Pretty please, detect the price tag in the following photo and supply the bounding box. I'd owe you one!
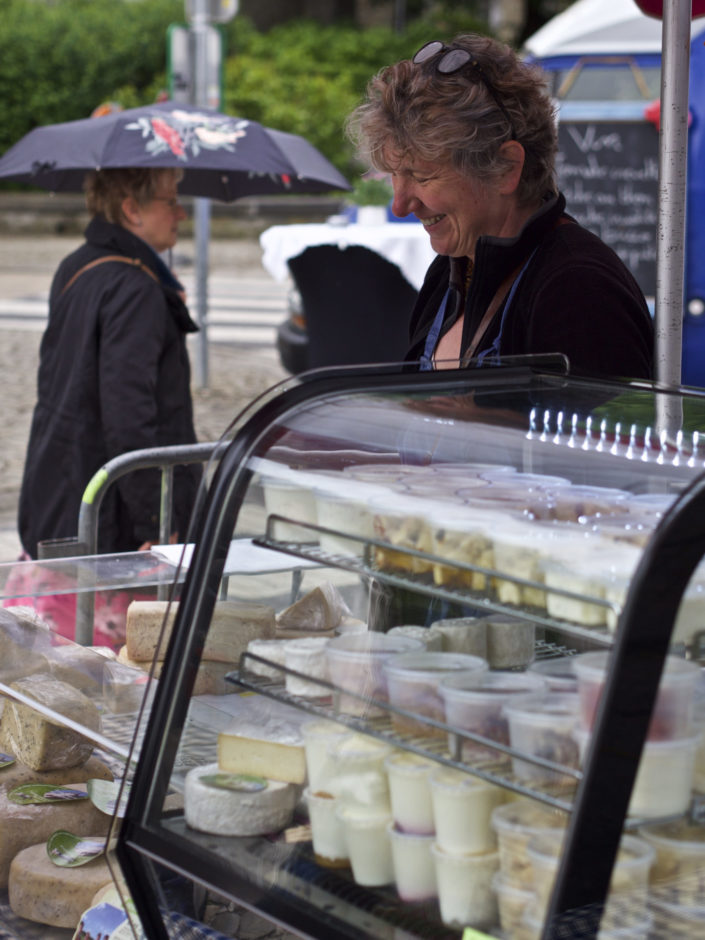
[0,753,15,769]
[9,784,87,805]
[462,930,494,940]
[47,830,106,868]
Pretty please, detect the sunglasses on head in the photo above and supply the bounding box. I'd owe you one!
[413,40,516,140]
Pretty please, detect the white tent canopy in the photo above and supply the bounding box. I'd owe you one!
[524,0,704,58]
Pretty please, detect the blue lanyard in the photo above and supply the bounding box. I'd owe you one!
[475,247,538,365]
[419,287,452,371]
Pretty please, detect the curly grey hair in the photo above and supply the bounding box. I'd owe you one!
[346,33,558,207]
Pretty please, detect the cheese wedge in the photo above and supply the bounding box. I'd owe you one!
[218,728,306,785]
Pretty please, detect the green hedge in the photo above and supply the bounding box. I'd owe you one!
[0,0,488,180]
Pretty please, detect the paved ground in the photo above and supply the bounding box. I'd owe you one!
[0,233,291,562]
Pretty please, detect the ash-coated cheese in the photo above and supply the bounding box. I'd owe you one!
[0,783,111,889]
[218,727,306,785]
[116,647,237,695]
[1,674,101,771]
[9,841,112,928]
[184,762,299,836]
[125,599,275,663]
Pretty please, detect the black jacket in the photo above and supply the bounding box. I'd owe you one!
[407,193,654,381]
[19,216,201,558]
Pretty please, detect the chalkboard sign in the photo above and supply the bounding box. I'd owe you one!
[556,120,659,298]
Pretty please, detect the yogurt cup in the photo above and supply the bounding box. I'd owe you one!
[383,651,488,736]
[336,804,394,886]
[639,818,705,906]
[429,766,504,855]
[284,636,330,697]
[490,798,568,888]
[301,719,349,792]
[387,824,437,902]
[572,651,701,741]
[439,670,548,762]
[305,788,349,868]
[527,831,653,928]
[384,750,435,835]
[325,632,423,717]
[262,478,318,542]
[503,692,581,785]
[431,844,499,930]
[313,479,381,558]
[326,732,392,810]
[528,656,579,692]
[428,616,488,658]
[575,727,698,819]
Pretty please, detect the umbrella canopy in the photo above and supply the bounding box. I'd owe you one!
[0,100,350,200]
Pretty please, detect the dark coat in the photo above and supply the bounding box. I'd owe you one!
[407,193,654,381]
[19,216,201,558]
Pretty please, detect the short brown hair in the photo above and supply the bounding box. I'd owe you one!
[346,33,558,206]
[83,167,183,224]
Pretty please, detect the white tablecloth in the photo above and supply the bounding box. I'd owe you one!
[259,222,437,291]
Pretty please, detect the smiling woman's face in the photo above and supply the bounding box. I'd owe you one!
[389,156,502,259]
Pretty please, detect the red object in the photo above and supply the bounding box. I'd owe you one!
[632,0,705,19]
[644,98,694,131]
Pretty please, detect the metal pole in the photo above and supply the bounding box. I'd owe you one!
[654,0,691,389]
[192,0,210,389]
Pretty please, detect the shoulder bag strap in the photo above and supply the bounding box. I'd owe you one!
[59,254,159,297]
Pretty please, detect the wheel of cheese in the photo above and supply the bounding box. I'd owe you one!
[9,840,112,928]
[184,763,299,836]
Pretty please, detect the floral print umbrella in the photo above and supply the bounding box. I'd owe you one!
[0,100,350,200]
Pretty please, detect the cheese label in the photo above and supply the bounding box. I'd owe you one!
[0,752,15,769]
[47,830,106,868]
[8,784,88,805]
[87,778,130,817]
[200,772,268,793]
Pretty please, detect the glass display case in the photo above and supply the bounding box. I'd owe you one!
[113,359,705,940]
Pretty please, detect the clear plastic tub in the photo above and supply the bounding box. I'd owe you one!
[503,692,581,785]
[439,670,548,762]
[325,632,423,717]
[491,870,534,936]
[527,831,654,928]
[283,636,330,697]
[387,824,437,902]
[429,766,504,855]
[384,750,435,835]
[431,844,499,930]
[490,798,568,888]
[575,727,699,819]
[383,650,487,736]
[639,818,705,906]
[528,656,579,692]
[572,651,701,741]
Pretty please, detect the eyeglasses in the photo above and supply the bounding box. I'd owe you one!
[412,40,516,140]
[152,196,183,211]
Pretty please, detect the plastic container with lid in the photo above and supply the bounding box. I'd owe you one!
[528,656,579,692]
[491,870,535,937]
[383,650,487,736]
[387,824,437,902]
[429,766,504,855]
[325,732,392,810]
[429,504,499,592]
[283,636,330,698]
[572,650,701,741]
[527,831,653,928]
[261,477,318,542]
[384,750,435,835]
[325,632,423,717]
[638,818,705,906]
[369,492,437,576]
[313,477,383,558]
[490,798,568,888]
[503,692,581,785]
[335,804,394,886]
[575,727,699,819]
[305,788,349,869]
[301,719,349,792]
[431,843,499,930]
[439,669,548,762]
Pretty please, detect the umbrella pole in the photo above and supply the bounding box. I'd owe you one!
[654,0,691,392]
[194,196,210,389]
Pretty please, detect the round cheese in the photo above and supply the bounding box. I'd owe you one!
[184,763,299,836]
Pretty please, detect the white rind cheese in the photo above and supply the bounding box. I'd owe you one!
[184,762,299,836]
[125,600,275,663]
[9,841,112,928]
[1,674,101,771]
[0,784,111,889]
